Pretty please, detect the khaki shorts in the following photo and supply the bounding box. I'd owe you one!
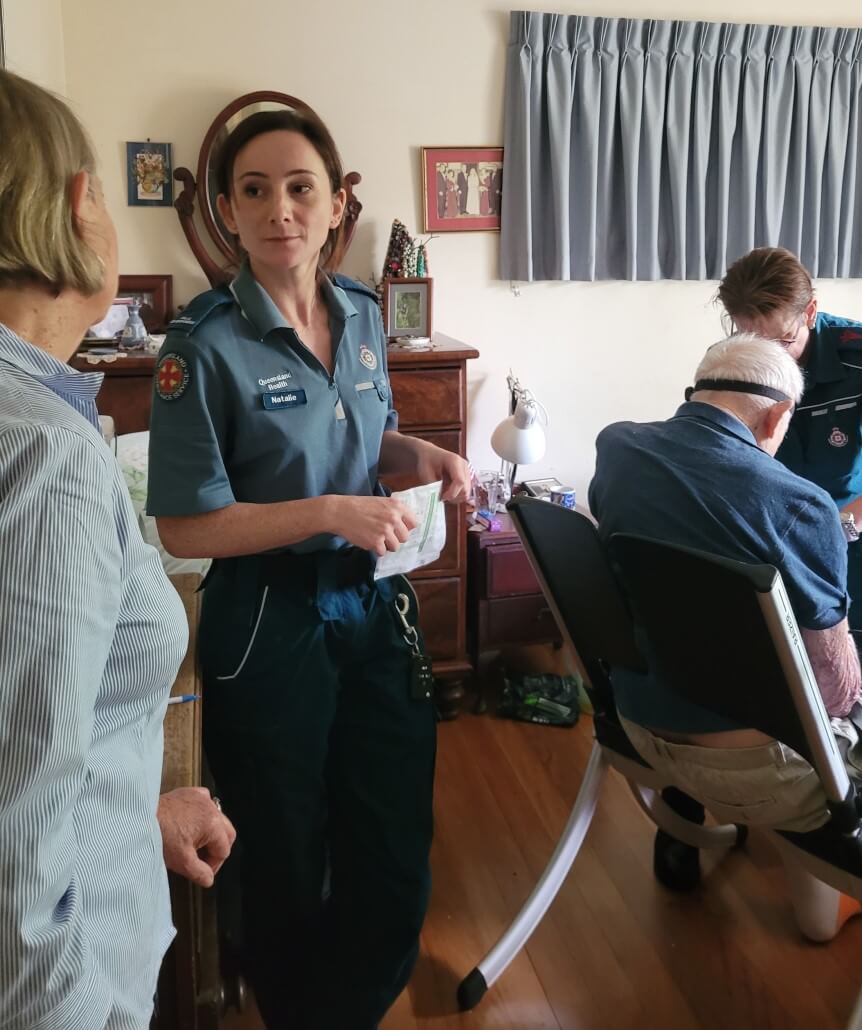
[618,714,831,833]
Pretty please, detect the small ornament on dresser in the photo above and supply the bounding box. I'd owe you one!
[376,220,436,306]
[118,300,149,351]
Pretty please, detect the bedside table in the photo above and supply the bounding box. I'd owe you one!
[467,511,562,683]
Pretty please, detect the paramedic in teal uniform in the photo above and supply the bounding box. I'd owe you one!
[146,109,470,1030]
[719,247,862,632]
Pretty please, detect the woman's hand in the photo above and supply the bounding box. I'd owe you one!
[157,787,237,888]
[378,432,472,502]
[327,496,418,556]
[414,442,472,502]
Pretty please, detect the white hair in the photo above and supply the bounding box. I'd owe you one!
[691,333,804,417]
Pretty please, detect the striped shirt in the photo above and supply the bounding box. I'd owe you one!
[0,325,188,1029]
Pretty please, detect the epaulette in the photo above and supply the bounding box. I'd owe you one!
[167,286,233,335]
[331,273,379,302]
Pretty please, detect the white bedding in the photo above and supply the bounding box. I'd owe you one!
[116,431,210,577]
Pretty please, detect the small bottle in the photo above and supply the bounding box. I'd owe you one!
[119,300,148,351]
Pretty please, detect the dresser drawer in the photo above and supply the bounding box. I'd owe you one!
[481,594,560,649]
[485,545,541,598]
[411,576,463,661]
[390,368,463,428]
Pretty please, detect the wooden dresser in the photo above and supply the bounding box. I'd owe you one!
[386,334,479,718]
[73,333,480,719]
[467,511,562,677]
[70,352,158,435]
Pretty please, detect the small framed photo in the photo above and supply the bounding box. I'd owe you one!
[422,146,503,232]
[522,477,563,501]
[126,142,173,206]
[382,277,433,339]
[117,274,173,331]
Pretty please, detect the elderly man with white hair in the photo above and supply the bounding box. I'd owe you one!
[589,334,862,938]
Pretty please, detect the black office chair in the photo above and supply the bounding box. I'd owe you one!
[458,497,862,1028]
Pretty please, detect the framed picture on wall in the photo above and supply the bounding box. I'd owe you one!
[126,141,173,206]
[382,277,433,339]
[422,146,503,232]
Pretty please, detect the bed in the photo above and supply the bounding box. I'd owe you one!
[115,429,210,578]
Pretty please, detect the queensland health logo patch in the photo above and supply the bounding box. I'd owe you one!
[156,353,190,401]
[359,343,377,370]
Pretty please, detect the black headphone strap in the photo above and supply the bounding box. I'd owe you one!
[684,379,791,403]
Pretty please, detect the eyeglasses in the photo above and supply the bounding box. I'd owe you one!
[775,315,807,349]
[731,313,807,350]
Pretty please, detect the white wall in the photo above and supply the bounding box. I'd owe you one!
[4,0,65,94]
[58,0,862,502]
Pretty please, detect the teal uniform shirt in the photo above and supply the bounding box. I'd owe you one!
[146,262,397,552]
[777,311,862,506]
[776,312,862,629]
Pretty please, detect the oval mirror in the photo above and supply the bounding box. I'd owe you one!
[175,90,362,287]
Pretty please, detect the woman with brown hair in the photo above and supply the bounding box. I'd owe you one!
[146,108,470,1029]
[718,246,862,630]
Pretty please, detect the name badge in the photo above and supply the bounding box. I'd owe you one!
[262,389,307,410]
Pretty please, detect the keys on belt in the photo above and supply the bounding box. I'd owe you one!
[395,593,434,701]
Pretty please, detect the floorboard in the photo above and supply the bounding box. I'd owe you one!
[222,710,862,1030]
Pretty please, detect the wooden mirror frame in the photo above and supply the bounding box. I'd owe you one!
[174,91,362,288]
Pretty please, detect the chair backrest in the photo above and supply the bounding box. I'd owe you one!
[608,532,850,804]
[506,496,852,809]
[505,497,646,707]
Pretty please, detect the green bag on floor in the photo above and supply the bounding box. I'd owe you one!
[498,671,582,727]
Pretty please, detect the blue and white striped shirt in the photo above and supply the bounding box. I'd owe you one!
[0,325,188,1029]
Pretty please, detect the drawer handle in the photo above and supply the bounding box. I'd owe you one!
[536,606,552,621]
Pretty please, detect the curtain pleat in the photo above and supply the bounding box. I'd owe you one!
[500,12,862,281]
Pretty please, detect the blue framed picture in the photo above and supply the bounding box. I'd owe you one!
[126,141,173,206]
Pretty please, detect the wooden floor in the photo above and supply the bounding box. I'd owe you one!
[224,708,862,1030]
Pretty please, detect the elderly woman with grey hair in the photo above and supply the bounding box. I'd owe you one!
[0,68,235,1029]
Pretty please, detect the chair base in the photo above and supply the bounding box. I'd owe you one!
[458,738,749,1010]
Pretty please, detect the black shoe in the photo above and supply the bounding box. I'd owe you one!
[653,829,701,891]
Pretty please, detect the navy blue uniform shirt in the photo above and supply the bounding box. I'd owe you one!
[588,401,848,733]
[778,311,862,506]
[147,263,397,552]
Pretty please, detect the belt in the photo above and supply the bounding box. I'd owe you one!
[262,547,375,589]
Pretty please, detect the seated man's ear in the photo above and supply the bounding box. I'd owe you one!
[759,399,795,453]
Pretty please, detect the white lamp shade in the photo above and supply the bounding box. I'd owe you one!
[491,402,547,465]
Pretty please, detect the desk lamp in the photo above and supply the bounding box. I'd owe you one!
[490,373,547,505]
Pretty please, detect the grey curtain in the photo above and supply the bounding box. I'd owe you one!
[500,12,862,281]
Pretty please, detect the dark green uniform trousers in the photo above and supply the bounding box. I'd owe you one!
[200,551,436,1030]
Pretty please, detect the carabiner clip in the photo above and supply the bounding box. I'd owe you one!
[395,593,420,652]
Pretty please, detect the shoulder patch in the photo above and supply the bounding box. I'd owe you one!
[167,287,233,335]
[156,352,191,401]
[330,273,379,302]
[838,328,862,347]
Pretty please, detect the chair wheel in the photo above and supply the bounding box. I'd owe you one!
[733,824,749,850]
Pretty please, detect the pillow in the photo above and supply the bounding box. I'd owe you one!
[116,431,210,578]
